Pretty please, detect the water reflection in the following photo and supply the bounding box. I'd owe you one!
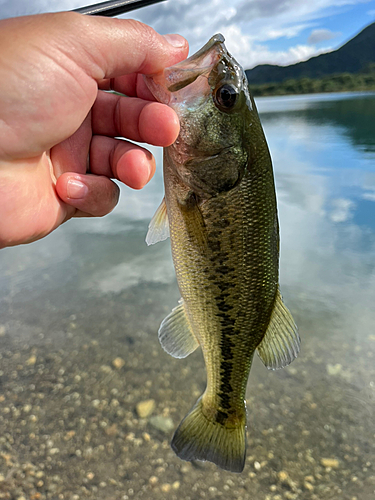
[0,93,374,499]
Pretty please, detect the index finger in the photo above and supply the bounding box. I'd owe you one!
[98,74,155,100]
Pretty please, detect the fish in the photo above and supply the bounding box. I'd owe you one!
[144,34,300,473]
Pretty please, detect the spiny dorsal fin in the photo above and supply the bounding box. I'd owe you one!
[158,299,199,359]
[257,288,300,370]
[146,197,170,246]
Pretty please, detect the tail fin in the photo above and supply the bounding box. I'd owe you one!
[171,397,246,473]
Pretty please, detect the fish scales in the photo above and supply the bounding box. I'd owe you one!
[145,34,300,473]
[166,166,277,410]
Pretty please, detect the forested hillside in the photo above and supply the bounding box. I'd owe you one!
[246,22,375,86]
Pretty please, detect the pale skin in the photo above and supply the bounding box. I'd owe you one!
[0,13,189,249]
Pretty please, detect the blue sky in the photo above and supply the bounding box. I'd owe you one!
[0,0,374,69]
[265,1,375,52]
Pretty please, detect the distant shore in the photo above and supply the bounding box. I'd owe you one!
[249,70,375,97]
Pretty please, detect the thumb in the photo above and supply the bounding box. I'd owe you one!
[16,13,189,81]
[74,15,189,79]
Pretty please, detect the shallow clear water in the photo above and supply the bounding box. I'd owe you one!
[0,92,374,499]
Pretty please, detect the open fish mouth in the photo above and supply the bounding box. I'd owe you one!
[163,34,225,92]
[144,34,228,107]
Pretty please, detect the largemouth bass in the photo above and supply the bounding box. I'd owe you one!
[145,34,300,473]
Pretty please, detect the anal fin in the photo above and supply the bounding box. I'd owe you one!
[158,299,199,359]
[257,288,300,370]
[146,197,170,246]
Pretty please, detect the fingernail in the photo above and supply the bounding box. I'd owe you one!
[163,34,186,48]
[67,179,88,199]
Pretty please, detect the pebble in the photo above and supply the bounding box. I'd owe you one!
[142,432,151,442]
[149,476,158,486]
[26,355,37,366]
[321,458,340,469]
[284,493,298,500]
[172,481,180,490]
[65,430,76,440]
[136,399,155,419]
[326,363,343,375]
[304,481,314,491]
[161,483,171,493]
[106,423,118,436]
[149,415,174,433]
[277,471,289,483]
[112,357,125,369]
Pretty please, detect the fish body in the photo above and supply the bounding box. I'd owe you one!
[145,35,299,473]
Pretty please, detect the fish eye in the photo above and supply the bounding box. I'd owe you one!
[214,84,238,110]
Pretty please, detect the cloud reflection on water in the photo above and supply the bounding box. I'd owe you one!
[1,92,375,336]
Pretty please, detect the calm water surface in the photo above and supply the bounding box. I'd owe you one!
[0,92,374,499]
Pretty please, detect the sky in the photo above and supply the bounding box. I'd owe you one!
[0,0,374,69]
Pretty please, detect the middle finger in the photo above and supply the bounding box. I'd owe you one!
[92,90,179,147]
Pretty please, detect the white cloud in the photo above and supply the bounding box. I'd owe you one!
[363,191,375,201]
[329,198,355,222]
[308,28,341,44]
[131,0,362,66]
[260,24,311,41]
[218,24,333,68]
[0,0,367,67]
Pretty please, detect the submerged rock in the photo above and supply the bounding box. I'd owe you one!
[136,399,155,419]
[149,415,174,433]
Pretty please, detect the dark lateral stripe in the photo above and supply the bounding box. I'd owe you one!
[216,303,239,416]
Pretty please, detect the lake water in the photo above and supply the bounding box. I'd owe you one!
[0,92,374,499]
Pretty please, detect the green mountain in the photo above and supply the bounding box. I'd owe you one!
[246,22,375,85]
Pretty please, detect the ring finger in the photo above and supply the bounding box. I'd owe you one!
[90,135,156,190]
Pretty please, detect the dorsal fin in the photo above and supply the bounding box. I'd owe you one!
[146,197,170,246]
[257,288,300,370]
[158,299,199,358]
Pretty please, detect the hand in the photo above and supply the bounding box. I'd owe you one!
[0,13,188,248]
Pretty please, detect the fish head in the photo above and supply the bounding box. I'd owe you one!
[145,34,268,198]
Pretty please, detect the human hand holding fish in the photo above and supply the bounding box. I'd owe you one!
[0,12,188,248]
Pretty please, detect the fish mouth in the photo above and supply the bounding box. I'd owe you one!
[144,34,229,107]
[163,34,225,92]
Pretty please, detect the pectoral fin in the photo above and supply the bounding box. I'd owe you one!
[158,299,199,358]
[257,288,300,370]
[146,197,170,246]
